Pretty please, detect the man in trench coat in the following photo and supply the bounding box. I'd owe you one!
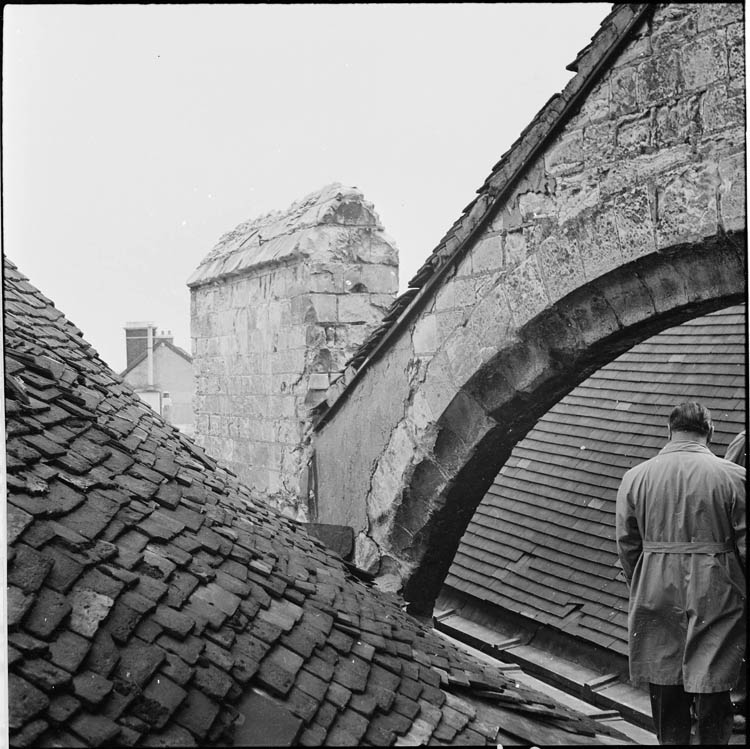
[616,401,746,745]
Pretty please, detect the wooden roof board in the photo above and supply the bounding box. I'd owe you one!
[483,482,619,521]
[497,454,627,486]
[475,493,610,533]
[449,304,746,657]
[470,509,616,562]
[502,443,642,482]
[459,530,618,581]
[524,559,623,606]
[555,389,745,425]
[457,532,535,562]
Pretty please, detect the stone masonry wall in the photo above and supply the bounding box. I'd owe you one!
[312,3,746,603]
[190,185,398,520]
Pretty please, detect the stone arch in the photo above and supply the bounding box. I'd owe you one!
[398,233,745,614]
[310,2,745,614]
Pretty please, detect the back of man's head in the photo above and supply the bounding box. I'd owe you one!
[669,401,713,436]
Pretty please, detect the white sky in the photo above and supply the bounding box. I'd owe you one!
[3,3,611,372]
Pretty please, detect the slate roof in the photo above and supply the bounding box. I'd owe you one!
[314,3,652,427]
[446,304,747,657]
[4,256,630,746]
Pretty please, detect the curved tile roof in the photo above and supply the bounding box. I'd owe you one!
[4,257,629,746]
[447,304,746,656]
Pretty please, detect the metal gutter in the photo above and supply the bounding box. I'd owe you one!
[434,612,656,734]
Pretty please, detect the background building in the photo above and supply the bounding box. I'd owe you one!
[188,183,399,520]
[121,322,195,436]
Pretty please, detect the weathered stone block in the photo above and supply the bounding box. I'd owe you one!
[696,3,743,33]
[575,209,623,282]
[435,309,465,343]
[616,112,654,158]
[466,281,514,350]
[574,77,610,124]
[655,94,702,147]
[680,32,728,91]
[556,172,600,225]
[503,229,527,269]
[610,66,640,118]
[700,85,744,134]
[337,295,383,324]
[727,22,745,91]
[412,314,437,356]
[544,130,583,176]
[307,373,330,391]
[613,34,652,68]
[470,234,503,274]
[433,281,456,312]
[654,164,720,249]
[308,294,338,323]
[504,256,550,327]
[582,121,615,167]
[345,265,399,295]
[650,4,698,51]
[599,144,694,198]
[637,50,682,106]
[615,184,657,261]
[718,152,746,233]
[537,235,585,303]
[518,190,555,222]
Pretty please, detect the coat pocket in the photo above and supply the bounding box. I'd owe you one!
[719,552,747,600]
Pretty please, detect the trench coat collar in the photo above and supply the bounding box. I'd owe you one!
[658,439,712,456]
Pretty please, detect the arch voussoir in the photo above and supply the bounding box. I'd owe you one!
[400,236,746,614]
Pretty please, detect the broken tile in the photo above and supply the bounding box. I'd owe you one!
[68,589,114,638]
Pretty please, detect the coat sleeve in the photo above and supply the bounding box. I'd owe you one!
[730,467,746,568]
[616,473,642,585]
[725,430,746,468]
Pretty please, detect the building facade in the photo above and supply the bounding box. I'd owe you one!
[188,183,399,520]
[121,322,195,436]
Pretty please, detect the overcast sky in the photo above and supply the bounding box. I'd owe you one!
[3,3,611,372]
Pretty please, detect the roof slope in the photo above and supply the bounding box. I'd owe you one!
[447,305,747,656]
[4,257,628,746]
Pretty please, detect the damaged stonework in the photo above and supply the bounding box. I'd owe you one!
[189,184,398,519]
[311,3,746,614]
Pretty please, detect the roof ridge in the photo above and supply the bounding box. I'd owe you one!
[188,183,386,288]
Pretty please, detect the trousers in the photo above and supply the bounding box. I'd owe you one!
[649,683,734,745]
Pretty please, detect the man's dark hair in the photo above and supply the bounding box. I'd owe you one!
[669,401,713,435]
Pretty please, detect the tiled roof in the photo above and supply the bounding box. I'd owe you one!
[447,305,747,657]
[314,3,651,425]
[4,256,629,746]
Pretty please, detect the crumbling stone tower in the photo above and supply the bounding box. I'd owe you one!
[188,184,398,519]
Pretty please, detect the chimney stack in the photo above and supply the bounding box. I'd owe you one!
[124,322,157,374]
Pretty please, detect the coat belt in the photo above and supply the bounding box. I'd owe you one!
[642,541,734,554]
